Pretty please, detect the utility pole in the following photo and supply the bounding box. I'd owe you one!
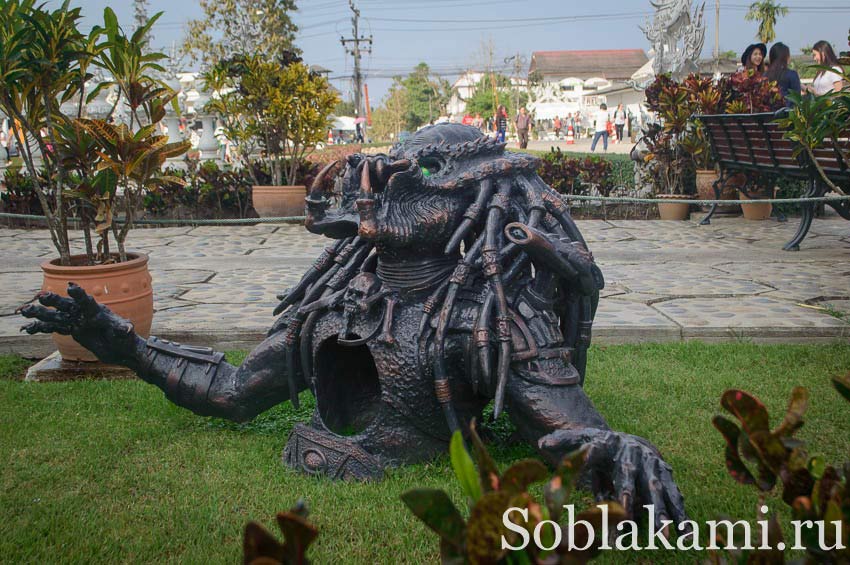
[505,52,527,116]
[340,0,372,125]
[714,0,720,76]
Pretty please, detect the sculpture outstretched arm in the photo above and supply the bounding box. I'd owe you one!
[20,284,301,422]
[506,373,688,531]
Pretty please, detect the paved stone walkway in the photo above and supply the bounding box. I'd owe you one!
[1,217,848,357]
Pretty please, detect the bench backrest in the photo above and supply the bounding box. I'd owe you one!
[697,111,850,185]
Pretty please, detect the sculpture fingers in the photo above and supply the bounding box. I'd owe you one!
[66,283,100,317]
[19,304,74,326]
[639,456,674,535]
[36,291,78,313]
[21,320,72,335]
[611,439,641,518]
[658,459,689,529]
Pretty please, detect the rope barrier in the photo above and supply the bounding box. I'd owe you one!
[562,194,850,205]
[0,213,306,225]
[0,193,847,226]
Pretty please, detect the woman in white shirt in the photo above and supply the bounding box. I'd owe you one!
[807,40,845,96]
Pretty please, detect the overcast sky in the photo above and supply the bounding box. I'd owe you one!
[54,0,850,103]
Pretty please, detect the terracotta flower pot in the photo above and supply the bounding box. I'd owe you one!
[739,190,773,221]
[695,169,719,211]
[252,185,307,218]
[41,252,153,362]
[656,194,691,220]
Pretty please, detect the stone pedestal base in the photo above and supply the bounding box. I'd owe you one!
[25,351,136,382]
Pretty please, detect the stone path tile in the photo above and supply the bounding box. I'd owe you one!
[593,300,678,328]
[180,270,299,304]
[602,263,773,296]
[154,302,276,332]
[713,262,850,302]
[0,271,41,315]
[186,225,280,237]
[144,238,265,258]
[654,296,849,334]
[809,222,850,238]
[582,228,635,243]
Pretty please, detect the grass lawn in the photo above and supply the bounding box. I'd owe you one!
[1,343,849,563]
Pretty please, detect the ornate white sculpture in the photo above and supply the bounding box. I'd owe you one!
[642,0,706,80]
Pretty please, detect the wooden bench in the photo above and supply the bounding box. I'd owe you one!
[697,110,850,250]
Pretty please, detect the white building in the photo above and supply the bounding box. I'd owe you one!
[527,49,649,119]
[447,71,486,117]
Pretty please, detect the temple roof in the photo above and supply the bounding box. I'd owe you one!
[529,49,649,81]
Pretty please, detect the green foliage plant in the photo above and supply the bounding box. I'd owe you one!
[776,66,850,196]
[0,1,187,265]
[182,0,298,68]
[711,374,850,562]
[537,148,614,197]
[205,53,338,187]
[465,73,528,122]
[401,425,626,564]
[0,0,93,264]
[643,75,694,196]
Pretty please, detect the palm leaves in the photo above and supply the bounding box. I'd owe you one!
[744,1,788,44]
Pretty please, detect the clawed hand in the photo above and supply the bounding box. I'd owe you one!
[19,283,138,364]
[540,429,688,533]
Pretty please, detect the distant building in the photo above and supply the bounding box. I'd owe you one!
[527,49,649,119]
[447,71,486,117]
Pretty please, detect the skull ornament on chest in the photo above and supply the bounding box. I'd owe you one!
[339,272,383,340]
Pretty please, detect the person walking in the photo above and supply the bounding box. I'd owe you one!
[495,105,508,143]
[766,42,801,107]
[572,112,580,138]
[515,106,532,149]
[553,115,562,138]
[613,103,627,144]
[806,40,845,96]
[590,103,610,153]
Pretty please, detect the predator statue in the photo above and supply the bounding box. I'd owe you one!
[21,124,687,529]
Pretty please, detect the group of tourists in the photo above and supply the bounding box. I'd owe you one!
[461,105,535,149]
[740,39,845,106]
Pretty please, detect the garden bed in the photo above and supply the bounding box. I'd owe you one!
[2,343,848,563]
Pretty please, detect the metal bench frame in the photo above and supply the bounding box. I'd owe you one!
[696,109,850,250]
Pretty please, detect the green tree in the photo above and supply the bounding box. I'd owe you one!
[401,63,450,130]
[207,53,337,186]
[333,99,356,116]
[744,0,788,44]
[183,0,298,67]
[370,77,408,140]
[464,73,528,120]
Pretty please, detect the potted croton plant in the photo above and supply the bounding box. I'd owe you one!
[204,52,338,218]
[677,74,729,210]
[724,70,784,220]
[0,3,188,361]
[642,75,695,220]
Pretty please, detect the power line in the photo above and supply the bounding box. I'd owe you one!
[340,0,372,122]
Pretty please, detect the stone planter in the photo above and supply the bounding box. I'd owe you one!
[252,185,307,218]
[739,190,773,220]
[41,252,153,362]
[656,194,691,220]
